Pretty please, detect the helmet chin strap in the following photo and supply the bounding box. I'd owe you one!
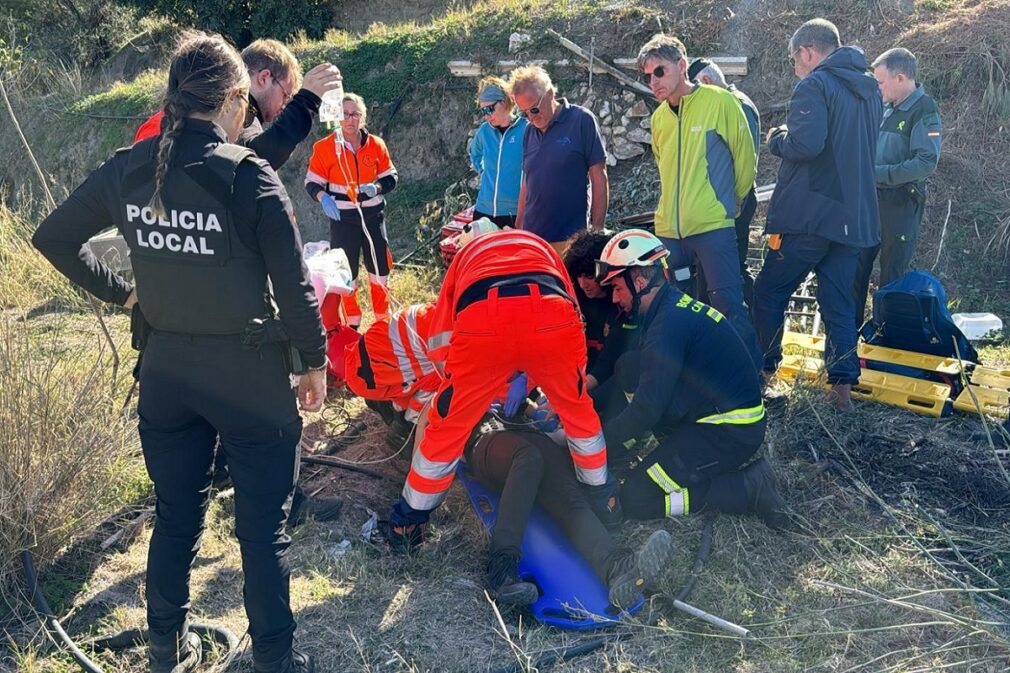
[622,267,665,316]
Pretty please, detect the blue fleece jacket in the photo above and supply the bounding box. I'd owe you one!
[766,46,884,248]
[468,116,527,217]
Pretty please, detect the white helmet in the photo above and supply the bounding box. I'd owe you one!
[595,229,669,285]
[456,217,501,249]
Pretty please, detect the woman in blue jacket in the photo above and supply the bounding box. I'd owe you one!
[468,76,527,228]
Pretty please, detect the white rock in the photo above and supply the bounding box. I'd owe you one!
[627,127,652,144]
[622,92,636,103]
[606,151,618,167]
[640,116,652,129]
[509,33,531,53]
[599,101,611,119]
[612,125,627,136]
[611,136,645,160]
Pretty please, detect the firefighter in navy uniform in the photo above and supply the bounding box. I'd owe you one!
[33,34,324,673]
[594,230,787,528]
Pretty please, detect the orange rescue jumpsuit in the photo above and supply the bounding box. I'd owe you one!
[401,230,608,513]
[344,303,441,422]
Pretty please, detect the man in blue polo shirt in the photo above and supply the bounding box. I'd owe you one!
[508,65,608,254]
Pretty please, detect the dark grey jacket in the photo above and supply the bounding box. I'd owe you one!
[875,84,942,189]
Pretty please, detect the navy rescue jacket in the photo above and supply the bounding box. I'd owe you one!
[766,46,884,248]
[603,283,762,449]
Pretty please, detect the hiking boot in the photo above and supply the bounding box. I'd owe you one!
[149,630,202,673]
[607,529,674,609]
[365,398,397,426]
[827,383,854,412]
[385,414,414,449]
[290,489,343,526]
[742,457,788,530]
[255,649,315,673]
[377,519,426,553]
[486,550,539,606]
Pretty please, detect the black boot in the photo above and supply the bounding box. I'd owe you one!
[290,487,343,527]
[255,649,315,673]
[741,457,788,530]
[385,414,414,449]
[486,549,538,606]
[149,623,202,673]
[365,399,397,426]
[607,530,674,609]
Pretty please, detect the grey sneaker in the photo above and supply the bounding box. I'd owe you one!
[607,529,674,609]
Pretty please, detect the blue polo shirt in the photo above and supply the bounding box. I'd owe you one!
[522,99,607,243]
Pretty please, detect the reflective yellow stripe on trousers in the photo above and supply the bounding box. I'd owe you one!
[646,463,689,516]
[696,403,765,425]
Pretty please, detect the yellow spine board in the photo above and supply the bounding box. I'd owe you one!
[953,385,1010,416]
[970,367,1010,392]
[777,354,826,383]
[856,343,963,375]
[850,369,950,417]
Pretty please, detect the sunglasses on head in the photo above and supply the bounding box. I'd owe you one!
[642,65,667,82]
[519,89,547,116]
[479,102,498,116]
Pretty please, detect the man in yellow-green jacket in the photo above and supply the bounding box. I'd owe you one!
[637,34,761,371]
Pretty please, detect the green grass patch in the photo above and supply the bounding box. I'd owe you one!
[67,69,163,118]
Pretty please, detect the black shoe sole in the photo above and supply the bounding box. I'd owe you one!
[494,581,539,606]
[608,530,674,609]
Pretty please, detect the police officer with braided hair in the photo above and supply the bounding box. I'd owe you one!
[34,32,324,673]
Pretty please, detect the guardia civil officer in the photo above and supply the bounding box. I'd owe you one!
[33,32,325,673]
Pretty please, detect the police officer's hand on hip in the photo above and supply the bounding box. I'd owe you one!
[32,31,326,673]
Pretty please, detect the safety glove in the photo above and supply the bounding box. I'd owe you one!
[320,193,341,221]
[503,372,529,417]
[377,520,426,553]
[359,182,379,199]
[583,473,623,533]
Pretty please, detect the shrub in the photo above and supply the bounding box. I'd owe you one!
[120,0,334,47]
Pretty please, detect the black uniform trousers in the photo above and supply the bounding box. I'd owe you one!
[329,207,392,279]
[139,332,301,669]
[853,185,926,327]
[620,418,765,520]
[694,186,758,311]
[467,431,623,585]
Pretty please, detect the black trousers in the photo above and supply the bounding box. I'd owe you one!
[329,208,392,278]
[621,418,766,520]
[468,431,622,584]
[853,186,926,327]
[139,332,301,669]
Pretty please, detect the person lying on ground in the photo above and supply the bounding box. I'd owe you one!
[463,416,674,609]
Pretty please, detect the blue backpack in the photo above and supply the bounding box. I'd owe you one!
[860,270,980,367]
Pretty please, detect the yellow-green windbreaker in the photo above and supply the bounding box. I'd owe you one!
[651,84,757,240]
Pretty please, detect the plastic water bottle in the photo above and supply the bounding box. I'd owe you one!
[319,79,344,133]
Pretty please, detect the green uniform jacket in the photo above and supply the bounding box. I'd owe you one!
[875,84,942,188]
[650,84,757,240]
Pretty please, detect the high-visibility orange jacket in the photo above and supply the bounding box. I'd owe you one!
[424,230,580,363]
[345,302,439,395]
[305,130,397,212]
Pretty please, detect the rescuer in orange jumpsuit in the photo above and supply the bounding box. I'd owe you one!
[380,229,618,552]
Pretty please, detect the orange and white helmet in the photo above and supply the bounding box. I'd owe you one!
[456,217,501,249]
[595,229,669,285]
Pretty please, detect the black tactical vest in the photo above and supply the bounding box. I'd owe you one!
[118,139,271,335]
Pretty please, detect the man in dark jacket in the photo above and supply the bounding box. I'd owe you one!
[853,48,942,325]
[753,18,883,410]
[134,38,342,170]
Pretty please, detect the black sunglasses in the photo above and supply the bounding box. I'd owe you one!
[641,65,666,83]
[518,89,547,116]
[479,102,498,116]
